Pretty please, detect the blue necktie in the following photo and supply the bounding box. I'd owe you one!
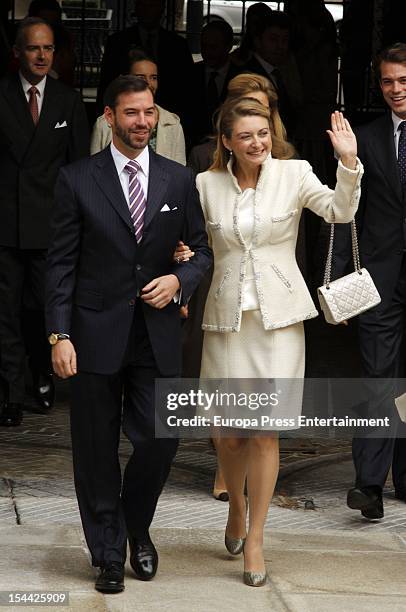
[398,121,406,186]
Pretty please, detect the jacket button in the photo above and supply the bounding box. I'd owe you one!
[129,299,136,306]
[135,264,142,271]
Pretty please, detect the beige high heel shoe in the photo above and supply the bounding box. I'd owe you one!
[212,469,229,502]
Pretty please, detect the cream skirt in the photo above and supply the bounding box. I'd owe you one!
[200,310,305,430]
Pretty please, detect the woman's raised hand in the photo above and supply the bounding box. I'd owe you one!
[173,240,194,263]
[326,111,357,170]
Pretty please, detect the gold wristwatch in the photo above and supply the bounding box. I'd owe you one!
[48,333,70,345]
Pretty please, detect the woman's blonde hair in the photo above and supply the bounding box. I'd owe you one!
[210,93,294,171]
[227,73,277,105]
[227,74,287,141]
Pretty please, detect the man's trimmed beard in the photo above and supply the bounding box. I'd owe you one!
[114,122,152,150]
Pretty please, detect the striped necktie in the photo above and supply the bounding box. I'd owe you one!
[124,160,146,243]
[398,121,406,186]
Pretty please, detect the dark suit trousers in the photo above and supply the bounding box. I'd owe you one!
[353,259,406,491]
[69,303,179,567]
[0,246,50,403]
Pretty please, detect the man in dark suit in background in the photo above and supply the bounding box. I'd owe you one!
[46,76,211,593]
[191,20,239,145]
[242,11,294,136]
[0,17,89,426]
[96,0,194,138]
[334,43,406,519]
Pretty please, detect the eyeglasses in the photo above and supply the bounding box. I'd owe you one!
[24,45,55,53]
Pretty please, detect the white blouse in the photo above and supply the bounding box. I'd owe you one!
[238,188,260,311]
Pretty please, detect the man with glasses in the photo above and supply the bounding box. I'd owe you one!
[0,17,89,426]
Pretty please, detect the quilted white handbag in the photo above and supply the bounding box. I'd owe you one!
[318,219,381,325]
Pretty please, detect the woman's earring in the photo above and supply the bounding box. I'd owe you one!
[229,149,233,156]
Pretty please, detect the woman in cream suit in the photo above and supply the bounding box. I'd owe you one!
[90,50,186,165]
[183,73,295,502]
[196,98,362,586]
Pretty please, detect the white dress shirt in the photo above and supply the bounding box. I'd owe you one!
[19,73,47,115]
[238,188,260,311]
[110,142,149,202]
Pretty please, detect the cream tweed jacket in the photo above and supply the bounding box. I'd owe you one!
[196,154,363,332]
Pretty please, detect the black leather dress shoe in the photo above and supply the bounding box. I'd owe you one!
[129,536,158,581]
[0,403,23,427]
[32,372,55,412]
[394,489,406,502]
[347,486,384,519]
[95,562,125,593]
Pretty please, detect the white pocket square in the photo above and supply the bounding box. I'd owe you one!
[160,204,171,212]
[55,120,67,128]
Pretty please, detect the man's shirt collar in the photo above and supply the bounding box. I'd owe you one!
[392,110,406,135]
[19,72,47,98]
[110,141,150,179]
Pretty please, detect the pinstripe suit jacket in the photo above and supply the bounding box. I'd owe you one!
[45,146,212,375]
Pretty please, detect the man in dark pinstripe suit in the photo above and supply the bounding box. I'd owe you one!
[46,76,212,593]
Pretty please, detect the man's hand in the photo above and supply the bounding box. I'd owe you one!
[52,340,77,378]
[141,274,180,309]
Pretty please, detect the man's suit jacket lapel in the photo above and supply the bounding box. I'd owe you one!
[2,75,68,163]
[143,148,169,231]
[2,73,35,162]
[244,57,268,81]
[92,147,134,230]
[92,147,169,235]
[221,63,239,101]
[369,113,402,202]
[34,76,65,143]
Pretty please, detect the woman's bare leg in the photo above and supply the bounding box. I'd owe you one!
[211,436,228,499]
[244,435,279,572]
[216,436,249,537]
